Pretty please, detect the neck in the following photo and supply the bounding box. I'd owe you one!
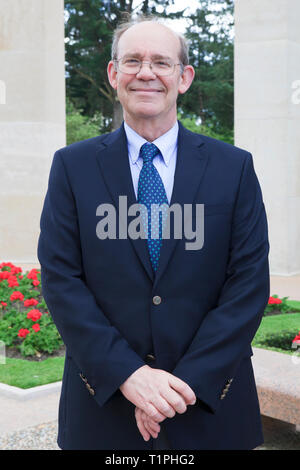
[124,113,177,142]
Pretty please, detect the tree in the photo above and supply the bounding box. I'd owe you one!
[66,97,107,145]
[64,0,234,135]
[179,0,234,134]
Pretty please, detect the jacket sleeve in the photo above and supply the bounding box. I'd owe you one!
[37,150,145,408]
[171,152,270,414]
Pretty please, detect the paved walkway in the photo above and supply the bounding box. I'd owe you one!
[0,387,61,450]
[0,391,60,435]
[0,416,299,450]
[0,421,59,450]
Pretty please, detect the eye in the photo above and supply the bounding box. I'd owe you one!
[124,58,140,65]
[154,60,171,68]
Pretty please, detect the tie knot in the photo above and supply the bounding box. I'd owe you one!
[139,142,160,164]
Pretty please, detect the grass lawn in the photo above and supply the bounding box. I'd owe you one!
[286,299,300,310]
[252,312,300,354]
[0,308,299,389]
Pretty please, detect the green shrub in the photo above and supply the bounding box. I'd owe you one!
[0,262,63,358]
[255,330,296,351]
[264,295,292,316]
[177,113,234,145]
[66,98,106,145]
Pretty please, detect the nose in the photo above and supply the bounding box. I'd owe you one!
[136,62,156,79]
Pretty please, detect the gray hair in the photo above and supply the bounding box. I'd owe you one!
[111,14,190,71]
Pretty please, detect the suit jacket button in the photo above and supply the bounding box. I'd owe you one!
[153,296,161,305]
[86,383,95,395]
[146,353,156,361]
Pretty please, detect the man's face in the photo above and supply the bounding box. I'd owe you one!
[107,22,194,124]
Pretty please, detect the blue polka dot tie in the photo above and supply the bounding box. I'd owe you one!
[137,143,169,273]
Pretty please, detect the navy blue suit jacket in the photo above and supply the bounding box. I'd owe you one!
[37,120,270,450]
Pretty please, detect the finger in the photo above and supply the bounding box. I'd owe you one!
[137,407,159,439]
[168,375,197,405]
[140,408,160,428]
[140,410,160,439]
[141,411,161,433]
[135,408,150,441]
[144,402,168,422]
[143,418,158,439]
[146,417,161,433]
[162,388,188,414]
[150,395,176,419]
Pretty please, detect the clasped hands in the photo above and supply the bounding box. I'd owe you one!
[119,365,196,441]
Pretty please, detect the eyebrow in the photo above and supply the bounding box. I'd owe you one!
[121,52,173,61]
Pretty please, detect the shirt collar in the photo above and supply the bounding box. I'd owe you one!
[124,120,179,167]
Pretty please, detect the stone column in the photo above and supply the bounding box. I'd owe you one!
[0,0,65,267]
[235,0,300,275]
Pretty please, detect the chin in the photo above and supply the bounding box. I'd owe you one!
[130,103,163,118]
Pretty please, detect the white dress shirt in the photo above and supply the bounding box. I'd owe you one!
[124,120,179,204]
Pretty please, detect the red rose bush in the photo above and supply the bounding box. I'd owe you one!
[0,262,63,357]
[264,294,291,316]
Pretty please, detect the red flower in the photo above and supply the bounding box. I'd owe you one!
[0,262,15,269]
[13,267,22,272]
[293,331,300,343]
[18,328,30,338]
[10,291,24,302]
[27,269,38,280]
[27,309,42,322]
[268,296,282,305]
[18,275,23,279]
[32,280,40,287]
[32,323,40,332]
[0,271,10,280]
[0,302,7,308]
[0,263,22,283]
[24,298,39,307]
[10,266,22,275]
[7,276,19,288]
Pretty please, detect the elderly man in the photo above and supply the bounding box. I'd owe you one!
[38,16,270,450]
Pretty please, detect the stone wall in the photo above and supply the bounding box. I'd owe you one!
[235,0,300,275]
[0,0,66,266]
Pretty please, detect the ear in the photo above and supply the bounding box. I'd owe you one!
[107,60,118,90]
[178,65,195,95]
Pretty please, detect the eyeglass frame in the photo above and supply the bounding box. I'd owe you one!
[113,57,185,76]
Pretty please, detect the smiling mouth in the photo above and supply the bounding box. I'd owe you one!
[130,89,163,92]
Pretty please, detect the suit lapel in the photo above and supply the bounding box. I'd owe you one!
[95,123,154,282]
[153,121,209,290]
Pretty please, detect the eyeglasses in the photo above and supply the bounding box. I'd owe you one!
[114,57,184,76]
